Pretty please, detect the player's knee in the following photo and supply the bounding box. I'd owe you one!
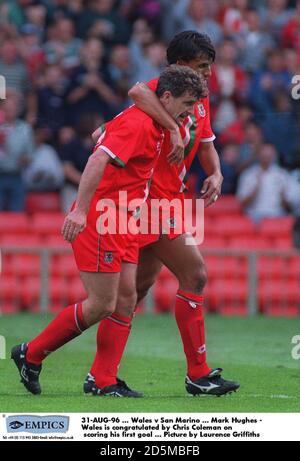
[117,291,137,317]
[179,263,207,293]
[86,297,116,323]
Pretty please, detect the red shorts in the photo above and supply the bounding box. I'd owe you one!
[72,196,139,273]
[138,198,186,249]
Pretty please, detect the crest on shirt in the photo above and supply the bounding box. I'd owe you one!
[197,103,206,118]
[104,251,114,264]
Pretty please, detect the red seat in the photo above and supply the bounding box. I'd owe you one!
[0,234,43,248]
[0,276,20,301]
[228,236,270,250]
[210,279,248,310]
[257,256,290,280]
[32,213,65,236]
[10,255,40,277]
[205,255,248,279]
[20,277,40,307]
[200,237,227,249]
[259,217,295,238]
[153,267,178,313]
[205,195,242,217]
[0,213,30,235]
[259,280,300,307]
[213,216,255,238]
[275,237,294,249]
[0,302,19,314]
[26,192,61,213]
[49,277,68,303]
[44,235,70,249]
[51,254,77,277]
[288,257,300,279]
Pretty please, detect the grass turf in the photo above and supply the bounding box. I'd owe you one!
[0,313,299,413]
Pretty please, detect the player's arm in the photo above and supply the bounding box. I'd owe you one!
[197,141,223,208]
[128,82,184,165]
[62,149,111,242]
[92,126,102,143]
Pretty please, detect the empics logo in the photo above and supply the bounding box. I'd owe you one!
[291,335,300,360]
[6,415,69,433]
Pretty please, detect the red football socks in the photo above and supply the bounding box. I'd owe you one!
[175,289,211,380]
[26,303,87,365]
[90,312,132,389]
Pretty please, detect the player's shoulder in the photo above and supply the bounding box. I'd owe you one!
[126,106,158,131]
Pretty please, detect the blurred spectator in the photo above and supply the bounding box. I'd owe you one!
[44,17,82,69]
[237,121,263,173]
[24,3,47,40]
[220,144,240,194]
[23,125,64,192]
[211,38,248,135]
[237,143,290,222]
[107,45,131,107]
[218,104,253,147]
[0,39,30,95]
[132,41,166,83]
[59,114,96,212]
[77,0,131,44]
[239,8,274,72]
[248,49,291,118]
[0,90,34,211]
[18,24,45,82]
[170,0,223,45]
[281,0,300,52]
[286,153,300,248]
[259,0,293,42]
[221,0,249,38]
[261,91,297,167]
[129,18,154,73]
[66,38,119,124]
[36,64,68,142]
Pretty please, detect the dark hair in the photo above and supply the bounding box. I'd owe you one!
[156,65,206,100]
[167,30,216,64]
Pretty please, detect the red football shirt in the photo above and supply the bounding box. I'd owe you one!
[146,78,215,201]
[93,105,164,206]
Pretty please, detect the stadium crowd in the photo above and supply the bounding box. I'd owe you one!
[0,0,300,223]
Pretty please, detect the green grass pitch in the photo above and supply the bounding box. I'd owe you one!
[0,313,299,412]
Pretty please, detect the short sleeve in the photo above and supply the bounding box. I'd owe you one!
[201,98,216,143]
[95,117,146,168]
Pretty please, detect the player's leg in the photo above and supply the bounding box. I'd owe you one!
[84,246,161,396]
[136,245,163,304]
[11,271,120,395]
[151,234,239,395]
[87,262,143,397]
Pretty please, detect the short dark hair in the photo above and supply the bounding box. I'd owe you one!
[156,65,206,100]
[167,30,216,64]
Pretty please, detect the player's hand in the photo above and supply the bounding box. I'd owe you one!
[168,127,184,165]
[62,208,87,243]
[200,173,223,208]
